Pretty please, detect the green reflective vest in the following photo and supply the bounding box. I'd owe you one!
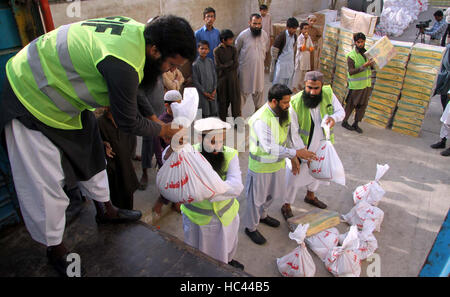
[290,85,335,145]
[248,103,290,173]
[6,16,146,130]
[180,145,239,227]
[346,49,371,90]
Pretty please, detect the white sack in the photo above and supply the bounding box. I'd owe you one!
[353,164,389,206]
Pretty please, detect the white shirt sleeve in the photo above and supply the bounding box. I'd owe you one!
[253,119,297,159]
[289,106,306,150]
[329,92,345,123]
[209,154,244,202]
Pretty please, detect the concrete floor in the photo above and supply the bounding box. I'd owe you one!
[132,6,450,277]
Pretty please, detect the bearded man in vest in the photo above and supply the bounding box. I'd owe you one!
[0,15,196,276]
[244,84,317,245]
[341,32,375,133]
[162,117,245,270]
[281,71,345,220]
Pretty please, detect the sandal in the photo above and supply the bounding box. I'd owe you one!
[304,196,327,209]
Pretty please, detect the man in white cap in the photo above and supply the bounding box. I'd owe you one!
[164,117,245,270]
[244,84,317,245]
[281,71,344,220]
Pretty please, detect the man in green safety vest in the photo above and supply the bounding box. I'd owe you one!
[341,32,375,133]
[282,71,345,220]
[0,15,196,276]
[162,117,245,270]
[244,84,317,245]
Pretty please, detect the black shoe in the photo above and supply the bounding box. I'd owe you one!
[352,123,363,133]
[281,204,294,220]
[304,196,327,209]
[228,259,245,270]
[245,228,266,245]
[431,139,446,149]
[342,121,355,131]
[259,215,280,227]
[441,148,450,156]
[96,208,142,224]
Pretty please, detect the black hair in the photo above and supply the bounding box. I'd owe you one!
[268,84,292,102]
[300,22,309,30]
[198,40,210,48]
[144,15,196,62]
[353,32,366,42]
[220,29,234,42]
[434,10,443,17]
[259,4,268,10]
[250,13,262,21]
[287,17,299,29]
[203,7,216,18]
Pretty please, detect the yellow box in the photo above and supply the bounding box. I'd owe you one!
[406,63,439,75]
[394,114,424,126]
[393,47,411,55]
[371,90,399,102]
[381,66,406,75]
[392,120,421,132]
[373,84,400,96]
[403,76,435,88]
[395,109,425,120]
[364,117,388,128]
[375,78,403,90]
[392,126,419,137]
[401,91,431,102]
[402,83,433,96]
[409,56,442,68]
[411,48,445,60]
[376,72,404,82]
[397,101,426,114]
[370,96,397,108]
[405,71,436,82]
[386,60,407,68]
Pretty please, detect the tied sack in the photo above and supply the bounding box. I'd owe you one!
[305,227,340,261]
[170,87,199,128]
[338,221,378,260]
[277,224,316,277]
[342,201,384,232]
[156,143,230,204]
[324,225,361,277]
[309,115,346,186]
[353,164,390,206]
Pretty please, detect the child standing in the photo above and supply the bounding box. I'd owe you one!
[213,29,241,121]
[193,40,218,118]
[292,22,314,93]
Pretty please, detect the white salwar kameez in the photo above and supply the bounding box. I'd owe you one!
[285,92,345,205]
[4,119,110,246]
[244,105,297,231]
[440,101,450,139]
[162,148,244,263]
[235,28,269,110]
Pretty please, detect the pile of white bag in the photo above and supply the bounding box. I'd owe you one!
[283,164,389,277]
[379,0,428,37]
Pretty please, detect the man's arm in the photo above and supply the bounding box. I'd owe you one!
[209,154,243,202]
[253,119,297,159]
[347,56,372,76]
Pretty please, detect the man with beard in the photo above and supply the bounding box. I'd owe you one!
[235,13,269,112]
[175,117,244,270]
[244,84,317,245]
[341,32,374,133]
[281,71,344,219]
[0,15,196,276]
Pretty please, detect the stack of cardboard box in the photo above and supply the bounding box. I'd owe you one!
[364,40,413,128]
[320,22,340,85]
[392,44,447,137]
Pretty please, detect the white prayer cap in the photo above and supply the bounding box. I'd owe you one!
[164,90,182,102]
[194,117,232,133]
[307,14,317,20]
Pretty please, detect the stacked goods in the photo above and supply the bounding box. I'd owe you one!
[364,40,413,128]
[332,28,374,103]
[340,7,378,37]
[392,43,446,137]
[320,22,340,85]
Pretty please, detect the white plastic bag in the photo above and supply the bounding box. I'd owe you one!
[309,116,346,186]
[156,143,230,204]
[353,164,390,206]
[338,221,378,260]
[277,224,316,277]
[305,227,340,261]
[342,201,384,232]
[170,87,199,128]
[324,225,361,277]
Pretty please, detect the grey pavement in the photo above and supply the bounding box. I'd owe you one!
[133,6,450,277]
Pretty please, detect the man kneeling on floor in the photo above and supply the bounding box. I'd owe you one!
[244,84,317,245]
[162,117,245,270]
[282,71,345,220]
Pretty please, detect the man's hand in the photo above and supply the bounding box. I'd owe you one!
[363,58,375,68]
[147,115,164,125]
[103,141,115,159]
[296,148,317,161]
[325,117,336,129]
[290,157,300,175]
[159,122,183,143]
